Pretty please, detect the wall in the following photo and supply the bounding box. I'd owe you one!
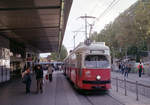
[0,35,10,83]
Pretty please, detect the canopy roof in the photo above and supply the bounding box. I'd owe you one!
[0,0,72,52]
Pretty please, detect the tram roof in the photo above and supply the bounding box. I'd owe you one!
[0,0,72,53]
[64,42,110,60]
[74,42,110,53]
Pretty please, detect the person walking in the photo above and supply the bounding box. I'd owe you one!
[137,62,143,77]
[118,62,121,72]
[124,64,129,78]
[48,64,53,82]
[128,64,131,73]
[35,65,43,93]
[121,63,125,75]
[22,67,32,94]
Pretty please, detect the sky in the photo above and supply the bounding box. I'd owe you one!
[63,0,138,52]
[40,53,50,58]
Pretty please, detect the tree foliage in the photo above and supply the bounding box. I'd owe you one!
[50,45,68,61]
[59,45,68,60]
[91,1,150,60]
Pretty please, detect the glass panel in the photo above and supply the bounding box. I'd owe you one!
[85,55,110,68]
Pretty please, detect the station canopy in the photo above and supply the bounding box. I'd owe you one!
[0,0,72,52]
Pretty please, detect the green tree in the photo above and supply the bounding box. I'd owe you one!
[51,45,68,61]
[59,45,68,61]
[50,53,58,61]
[135,0,150,50]
[91,0,150,60]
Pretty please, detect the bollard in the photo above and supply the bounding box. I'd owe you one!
[136,81,139,101]
[116,77,118,92]
[124,78,127,96]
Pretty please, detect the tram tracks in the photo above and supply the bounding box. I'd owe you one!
[84,95,97,105]
[79,91,124,105]
[62,72,124,105]
[107,93,125,105]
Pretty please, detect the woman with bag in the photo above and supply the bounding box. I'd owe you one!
[48,64,53,82]
[22,67,32,94]
[137,62,143,77]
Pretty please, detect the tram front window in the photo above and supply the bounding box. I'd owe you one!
[84,55,110,68]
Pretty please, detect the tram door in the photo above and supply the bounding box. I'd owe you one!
[77,54,82,82]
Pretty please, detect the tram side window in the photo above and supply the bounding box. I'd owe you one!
[85,55,109,68]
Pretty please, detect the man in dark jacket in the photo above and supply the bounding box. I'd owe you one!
[124,64,129,78]
[22,67,31,94]
[121,63,125,75]
[35,65,43,93]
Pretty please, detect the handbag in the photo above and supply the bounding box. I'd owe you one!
[45,74,49,80]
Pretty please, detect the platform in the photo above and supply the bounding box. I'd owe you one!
[0,71,150,105]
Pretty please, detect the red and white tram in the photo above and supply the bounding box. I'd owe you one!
[63,42,111,90]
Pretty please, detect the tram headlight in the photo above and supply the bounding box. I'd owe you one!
[96,75,101,80]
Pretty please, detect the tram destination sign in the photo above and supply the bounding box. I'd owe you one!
[90,50,105,54]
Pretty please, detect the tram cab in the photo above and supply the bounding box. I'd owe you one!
[64,42,111,90]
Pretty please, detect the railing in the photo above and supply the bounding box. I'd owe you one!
[112,77,150,101]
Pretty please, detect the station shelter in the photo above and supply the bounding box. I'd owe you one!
[0,0,72,83]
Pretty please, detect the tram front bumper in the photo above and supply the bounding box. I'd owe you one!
[82,80,111,84]
[81,80,111,90]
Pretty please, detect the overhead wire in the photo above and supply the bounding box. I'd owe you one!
[93,0,121,30]
[75,0,121,40]
[89,0,112,17]
[100,0,121,17]
[88,0,117,34]
[96,0,117,22]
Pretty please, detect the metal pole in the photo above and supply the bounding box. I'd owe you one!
[73,35,75,49]
[124,78,127,96]
[89,24,93,39]
[136,81,139,101]
[85,14,87,39]
[125,47,127,59]
[72,31,84,48]
[116,77,118,92]
[78,15,95,40]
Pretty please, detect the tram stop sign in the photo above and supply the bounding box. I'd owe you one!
[84,38,92,46]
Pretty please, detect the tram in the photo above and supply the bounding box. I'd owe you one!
[63,41,111,90]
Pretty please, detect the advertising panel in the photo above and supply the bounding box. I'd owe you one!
[0,67,2,82]
[0,48,10,83]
